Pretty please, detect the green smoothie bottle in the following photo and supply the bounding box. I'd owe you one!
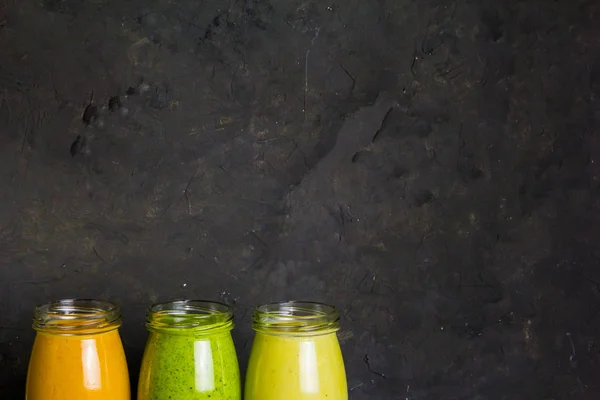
[137,300,241,400]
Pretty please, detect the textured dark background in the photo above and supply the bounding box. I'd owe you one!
[1,0,600,398]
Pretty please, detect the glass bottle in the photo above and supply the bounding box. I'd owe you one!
[26,299,130,400]
[245,301,348,400]
[137,300,241,400]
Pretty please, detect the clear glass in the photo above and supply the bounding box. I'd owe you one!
[244,301,348,400]
[137,300,241,400]
[25,299,130,400]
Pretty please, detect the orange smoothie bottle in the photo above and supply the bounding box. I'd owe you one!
[245,301,348,400]
[26,299,130,400]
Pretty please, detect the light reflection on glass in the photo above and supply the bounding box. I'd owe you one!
[194,340,215,392]
[299,341,319,394]
[81,339,101,390]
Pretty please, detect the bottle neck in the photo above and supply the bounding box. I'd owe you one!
[146,300,234,336]
[252,301,340,337]
[33,299,121,336]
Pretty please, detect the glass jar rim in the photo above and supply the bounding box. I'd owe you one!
[147,300,234,334]
[252,301,340,335]
[33,299,121,334]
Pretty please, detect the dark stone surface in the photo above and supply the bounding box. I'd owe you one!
[1,0,600,398]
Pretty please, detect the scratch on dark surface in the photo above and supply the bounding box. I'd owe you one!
[183,168,204,216]
[364,354,386,379]
[566,332,577,364]
[436,60,466,79]
[247,250,266,270]
[415,332,432,349]
[81,104,97,125]
[566,332,585,392]
[284,138,308,169]
[0,89,11,123]
[17,271,68,285]
[356,271,369,289]
[233,46,247,71]
[229,69,238,97]
[370,274,377,293]
[457,122,465,156]
[326,203,349,243]
[93,247,105,262]
[304,49,309,120]
[50,77,67,110]
[70,135,86,157]
[82,92,97,126]
[245,229,267,248]
[415,224,433,251]
[240,197,278,210]
[195,251,218,267]
[421,21,431,54]
[421,20,446,56]
[85,223,130,244]
[410,41,420,75]
[226,272,240,281]
[19,115,30,155]
[339,62,356,97]
[371,107,394,143]
[0,326,27,331]
[337,204,345,243]
[463,312,513,339]
[343,299,356,320]
[444,346,470,373]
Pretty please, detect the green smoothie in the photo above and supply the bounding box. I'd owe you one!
[138,301,241,400]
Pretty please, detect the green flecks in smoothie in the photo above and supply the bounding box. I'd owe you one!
[139,331,241,400]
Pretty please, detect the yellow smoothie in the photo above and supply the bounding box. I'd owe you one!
[244,302,347,400]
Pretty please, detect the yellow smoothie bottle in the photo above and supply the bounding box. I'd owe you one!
[25,299,130,400]
[244,301,348,400]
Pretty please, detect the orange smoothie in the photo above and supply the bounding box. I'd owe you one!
[245,332,347,400]
[25,299,130,400]
[26,330,130,400]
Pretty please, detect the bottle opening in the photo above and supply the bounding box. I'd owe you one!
[147,300,234,334]
[252,301,340,335]
[33,299,121,334]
